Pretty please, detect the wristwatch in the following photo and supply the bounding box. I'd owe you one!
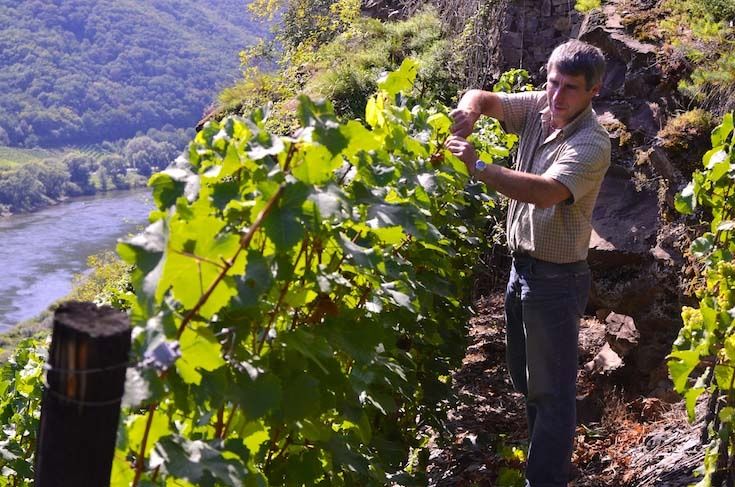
[474,160,487,176]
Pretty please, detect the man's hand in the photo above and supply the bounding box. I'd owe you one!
[445,135,479,174]
[449,109,480,138]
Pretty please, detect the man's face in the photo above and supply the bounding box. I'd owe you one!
[545,66,600,129]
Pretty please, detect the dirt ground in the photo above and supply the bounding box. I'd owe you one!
[427,292,704,487]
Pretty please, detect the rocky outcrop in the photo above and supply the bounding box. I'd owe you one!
[498,0,585,75]
[360,0,418,19]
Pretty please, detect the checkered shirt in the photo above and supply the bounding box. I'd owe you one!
[496,91,611,264]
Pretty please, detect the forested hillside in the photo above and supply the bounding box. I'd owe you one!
[0,0,267,148]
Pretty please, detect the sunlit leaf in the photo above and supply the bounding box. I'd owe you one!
[176,326,226,385]
[668,350,701,393]
[128,410,170,457]
[377,58,419,97]
[675,182,695,214]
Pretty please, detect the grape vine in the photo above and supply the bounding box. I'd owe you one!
[0,338,46,485]
[671,112,735,486]
[107,59,515,486]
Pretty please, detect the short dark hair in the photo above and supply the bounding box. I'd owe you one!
[547,39,606,90]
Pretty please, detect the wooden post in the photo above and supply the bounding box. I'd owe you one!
[34,301,131,487]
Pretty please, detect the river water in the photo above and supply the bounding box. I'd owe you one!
[0,190,153,331]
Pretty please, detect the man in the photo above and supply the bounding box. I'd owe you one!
[445,39,611,487]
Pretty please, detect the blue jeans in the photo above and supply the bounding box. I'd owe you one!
[504,255,591,487]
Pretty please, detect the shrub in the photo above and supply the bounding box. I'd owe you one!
[657,108,715,177]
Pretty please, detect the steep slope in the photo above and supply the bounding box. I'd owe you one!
[0,0,267,147]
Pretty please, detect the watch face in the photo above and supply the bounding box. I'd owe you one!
[475,160,487,172]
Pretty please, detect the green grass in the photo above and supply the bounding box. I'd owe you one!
[77,145,111,161]
[0,146,58,168]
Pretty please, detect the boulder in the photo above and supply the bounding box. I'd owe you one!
[585,342,624,375]
[580,27,657,70]
[628,101,662,140]
[588,170,659,269]
[648,145,681,183]
[605,312,640,356]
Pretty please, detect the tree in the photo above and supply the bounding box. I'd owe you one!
[124,135,175,177]
[34,160,70,199]
[0,166,48,211]
[63,153,96,194]
[99,154,129,188]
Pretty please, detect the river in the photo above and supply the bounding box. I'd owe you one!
[0,190,153,331]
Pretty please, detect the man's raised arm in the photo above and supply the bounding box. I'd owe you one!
[449,89,505,137]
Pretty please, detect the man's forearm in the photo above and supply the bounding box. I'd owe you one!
[475,164,571,209]
[457,89,504,120]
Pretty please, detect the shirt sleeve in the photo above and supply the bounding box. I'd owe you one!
[543,128,611,204]
[496,91,545,135]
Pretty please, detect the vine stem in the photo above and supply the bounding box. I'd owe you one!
[132,403,158,487]
[214,406,225,438]
[170,248,228,270]
[221,404,239,439]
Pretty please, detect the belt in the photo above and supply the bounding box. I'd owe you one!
[511,252,588,273]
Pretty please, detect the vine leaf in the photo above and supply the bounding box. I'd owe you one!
[152,436,249,487]
[668,350,700,393]
[675,181,695,214]
[711,112,733,147]
[282,373,322,422]
[685,387,705,422]
[691,234,714,258]
[308,184,349,219]
[263,183,309,250]
[127,410,170,458]
[291,143,341,184]
[339,233,380,269]
[235,373,282,421]
[176,326,226,385]
[714,364,734,390]
[377,58,419,97]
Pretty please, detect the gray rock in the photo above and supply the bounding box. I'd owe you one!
[585,342,624,375]
[589,171,659,269]
[605,311,640,356]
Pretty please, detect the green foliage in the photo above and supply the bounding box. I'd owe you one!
[305,9,460,119]
[671,112,735,484]
[108,60,510,485]
[68,251,135,310]
[660,0,735,111]
[222,7,459,133]
[0,0,266,147]
[701,0,735,22]
[575,0,602,13]
[248,0,359,51]
[492,69,534,95]
[0,337,47,485]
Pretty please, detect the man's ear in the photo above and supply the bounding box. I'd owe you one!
[590,82,602,96]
